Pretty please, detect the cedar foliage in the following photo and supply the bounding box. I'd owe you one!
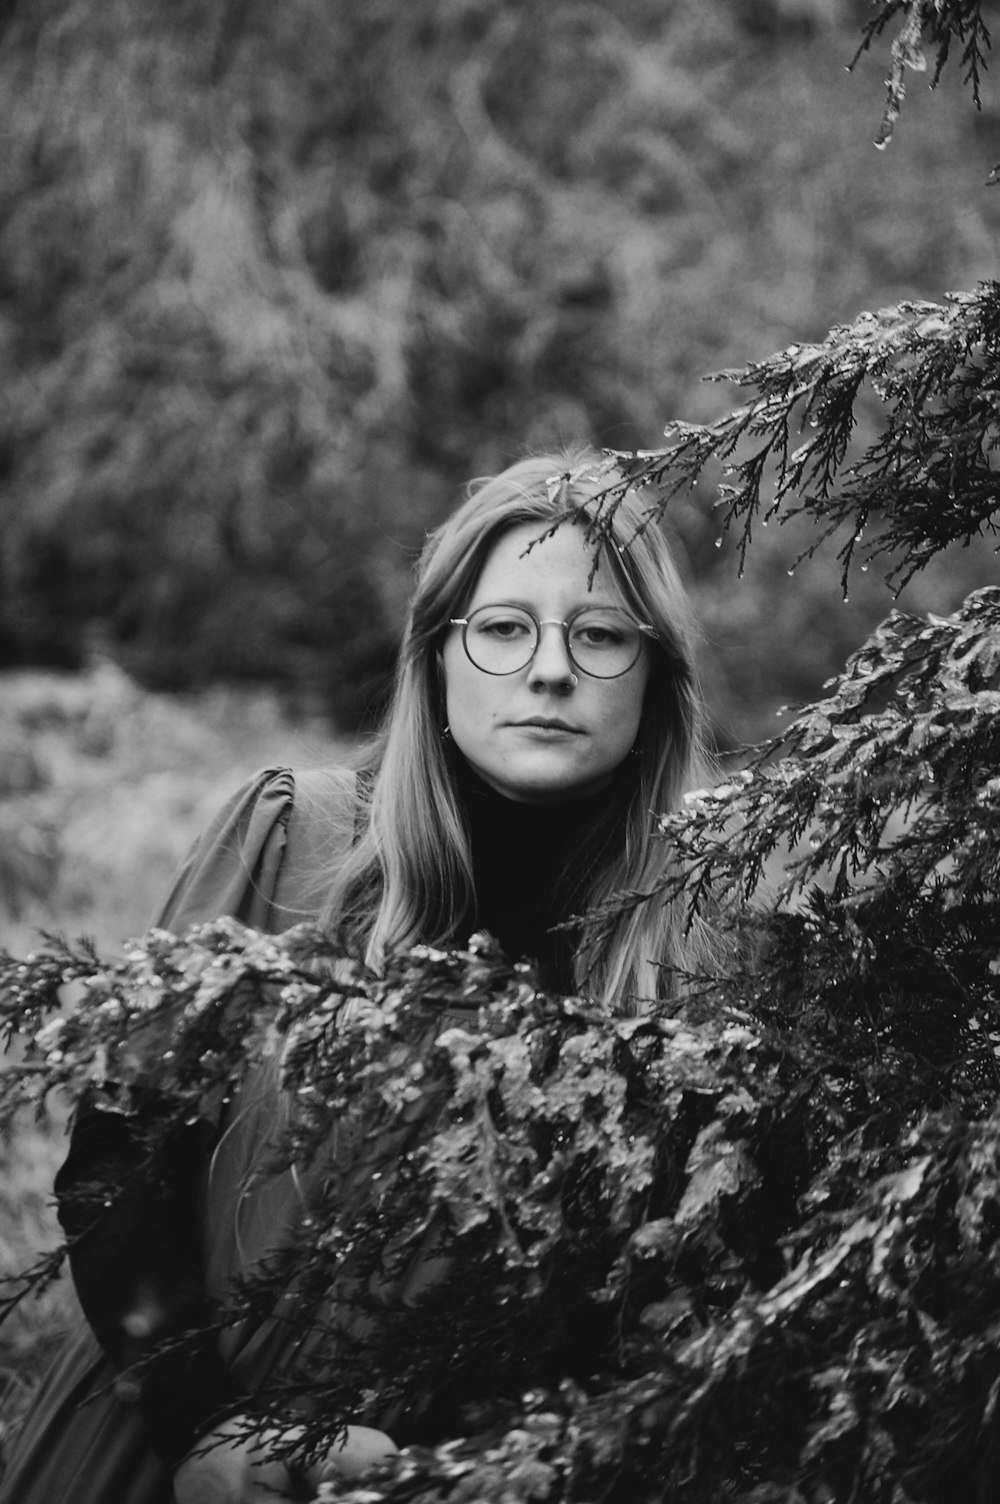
[2,2,1000,1500]
[606,281,1000,593]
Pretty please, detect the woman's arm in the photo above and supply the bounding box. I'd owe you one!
[56,767,365,1477]
[54,1097,248,1465]
[54,769,304,1458]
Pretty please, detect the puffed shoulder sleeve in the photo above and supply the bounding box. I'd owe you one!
[154,767,297,935]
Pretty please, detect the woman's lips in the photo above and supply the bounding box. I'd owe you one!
[511,718,583,733]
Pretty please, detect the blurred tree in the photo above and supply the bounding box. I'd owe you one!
[0,0,996,733]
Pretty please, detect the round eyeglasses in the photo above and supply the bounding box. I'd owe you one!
[449,604,656,679]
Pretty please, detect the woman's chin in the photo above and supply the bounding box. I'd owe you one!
[470,756,612,804]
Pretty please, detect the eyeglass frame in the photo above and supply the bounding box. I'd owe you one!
[447,603,659,679]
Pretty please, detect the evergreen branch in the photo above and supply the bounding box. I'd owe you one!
[606,285,1000,592]
[849,0,991,148]
[651,586,1000,917]
[4,599,1000,1503]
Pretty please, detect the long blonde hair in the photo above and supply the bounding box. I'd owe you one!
[322,448,715,1007]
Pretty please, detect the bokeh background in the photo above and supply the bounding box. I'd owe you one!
[0,0,997,1443]
[3,0,998,749]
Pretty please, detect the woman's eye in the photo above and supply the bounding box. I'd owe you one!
[479,617,530,639]
[575,622,625,647]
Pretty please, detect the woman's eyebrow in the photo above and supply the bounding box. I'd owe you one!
[470,595,620,611]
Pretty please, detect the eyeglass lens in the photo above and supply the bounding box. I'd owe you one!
[463,605,643,678]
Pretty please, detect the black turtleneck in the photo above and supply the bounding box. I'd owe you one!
[454,756,611,993]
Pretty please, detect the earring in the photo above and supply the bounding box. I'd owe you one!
[441,725,453,741]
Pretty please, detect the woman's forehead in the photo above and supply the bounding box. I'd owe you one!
[470,521,625,606]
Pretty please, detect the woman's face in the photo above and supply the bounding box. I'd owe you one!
[441,521,652,803]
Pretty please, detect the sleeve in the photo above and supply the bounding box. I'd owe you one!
[155,766,297,934]
[57,767,305,1466]
[55,1100,247,1466]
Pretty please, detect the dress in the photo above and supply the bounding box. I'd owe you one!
[1,762,600,1503]
[0,768,354,1504]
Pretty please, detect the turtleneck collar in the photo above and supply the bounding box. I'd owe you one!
[453,754,611,827]
[452,754,613,991]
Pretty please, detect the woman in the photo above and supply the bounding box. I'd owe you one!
[1,449,715,1504]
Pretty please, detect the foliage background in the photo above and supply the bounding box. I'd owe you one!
[1,0,998,745]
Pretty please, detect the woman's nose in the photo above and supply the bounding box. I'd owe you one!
[526,621,578,690]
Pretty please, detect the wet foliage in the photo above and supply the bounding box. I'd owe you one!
[602,282,1000,596]
[1,557,999,1501]
[853,0,992,149]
